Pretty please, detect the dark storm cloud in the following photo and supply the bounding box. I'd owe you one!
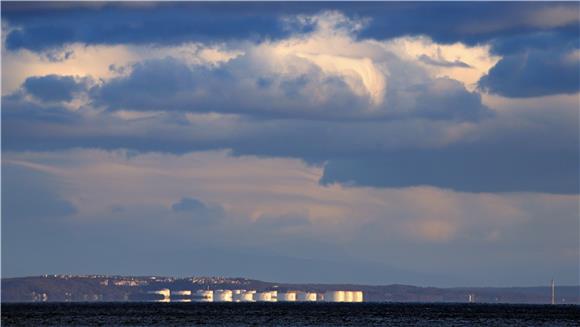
[320,147,579,194]
[3,2,577,50]
[477,31,580,97]
[478,49,580,98]
[23,75,87,102]
[2,2,292,51]
[488,31,578,55]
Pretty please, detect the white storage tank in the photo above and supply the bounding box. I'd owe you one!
[150,288,171,298]
[214,290,233,302]
[278,292,297,302]
[255,291,277,302]
[344,291,354,302]
[240,290,256,302]
[324,291,345,302]
[195,290,214,302]
[297,292,317,302]
[353,291,363,303]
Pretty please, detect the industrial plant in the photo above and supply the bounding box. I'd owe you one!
[148,289,364,303]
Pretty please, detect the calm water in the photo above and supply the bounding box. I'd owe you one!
[2,302,579,326]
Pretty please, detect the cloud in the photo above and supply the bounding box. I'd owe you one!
[476,29,579,98]
[1,10,577,195]
[22,74,87,102]
[82,12,492,122]
[296,52,386,106]
[478,49,580,97]
[2,2,291,51]
[3,83,577,195]
[172,197,207,212]
[171,197,225,224]
[0,41,242,96]
[3,3,578,51]
[320,146,579,194]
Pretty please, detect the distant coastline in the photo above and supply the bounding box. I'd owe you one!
[2,275,578,304]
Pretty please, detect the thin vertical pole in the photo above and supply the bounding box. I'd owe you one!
[551,279,555,305]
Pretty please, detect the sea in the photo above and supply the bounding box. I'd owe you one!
[2,302,579,326]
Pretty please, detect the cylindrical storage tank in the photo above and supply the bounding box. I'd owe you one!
[214,290,233,302]
[353,291,363,303]
[344,291,354,302]
[255,291,271,302]
[269,290,278,302]
[297,292,317,302]
[240,290,256,302]
[195,290,214,302]
[278,292,297,302]
[305,292,317,302]
[324,291,345,302]
[150,288,171,298]
[256,291,276,302]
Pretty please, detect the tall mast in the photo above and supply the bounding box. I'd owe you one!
[551,279,555,305]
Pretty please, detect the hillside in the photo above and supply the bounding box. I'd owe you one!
[2,275,578,304]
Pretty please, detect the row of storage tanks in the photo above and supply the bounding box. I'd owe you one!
[194,289,364,302]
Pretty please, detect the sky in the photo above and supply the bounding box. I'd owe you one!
[1,2,579,287]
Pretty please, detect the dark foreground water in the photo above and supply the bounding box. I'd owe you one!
[2,303,579,326]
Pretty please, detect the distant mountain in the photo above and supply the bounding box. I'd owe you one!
[2,275,578,304]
